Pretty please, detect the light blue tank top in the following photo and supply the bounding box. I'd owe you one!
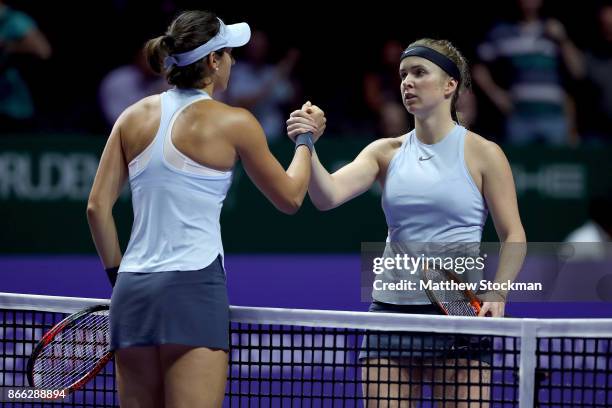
[373,124,488,304]
[119,88,233,273]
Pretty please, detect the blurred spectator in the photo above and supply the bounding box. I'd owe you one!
[224,30,299,141]
[363,40,409,137]
[379,102,409,138]
[473,0,582,145]
[99,45,170,127]
[0,0,51,132]
[571,3,612,142]
[564,194,612,260]
[364,40,403,114]
[456,90,478,129]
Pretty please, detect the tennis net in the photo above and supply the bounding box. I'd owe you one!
[1,292,611,407]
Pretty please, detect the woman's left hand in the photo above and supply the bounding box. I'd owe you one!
[478,300,505,317]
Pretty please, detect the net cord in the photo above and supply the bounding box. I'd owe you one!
[2,292,612,338]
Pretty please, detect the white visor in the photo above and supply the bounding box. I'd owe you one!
[164,18,251,69]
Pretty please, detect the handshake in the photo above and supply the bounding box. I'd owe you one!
[286,101,326,143]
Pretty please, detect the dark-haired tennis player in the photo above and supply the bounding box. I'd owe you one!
[87,10,324,408]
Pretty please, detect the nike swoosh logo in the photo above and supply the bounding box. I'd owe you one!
[419,155,433,161]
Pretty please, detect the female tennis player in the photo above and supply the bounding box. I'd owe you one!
[288,39,526,406]
[86,10,324,408]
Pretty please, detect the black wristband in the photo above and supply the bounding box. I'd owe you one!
[105,266,119,288]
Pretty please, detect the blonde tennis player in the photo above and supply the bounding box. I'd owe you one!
[289,39,526,407]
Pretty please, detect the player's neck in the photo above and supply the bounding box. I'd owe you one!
[414,110,456,145]
[201,83,215,98]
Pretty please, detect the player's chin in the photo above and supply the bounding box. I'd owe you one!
[402,101,417,114]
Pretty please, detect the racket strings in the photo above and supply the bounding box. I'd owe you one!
[33,311,110,388]
[43,314,109,376]
[34,319,106,388]
[441,301,478,316]
[37,314,109,387]
[422,268,479,316]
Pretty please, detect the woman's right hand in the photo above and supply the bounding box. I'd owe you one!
[286,101,326,142]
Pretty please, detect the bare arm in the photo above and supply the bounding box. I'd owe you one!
[482,143,526,243]
[545,19,585,79]
[479,142,527,317]
[557,38,585,79]
[308,141,382,211]
[286,107,383,210]
[472,63,513,114]
[86,121,128,269]
[4,29,51,59]
[231,108,315,214]
[565,93,580,145]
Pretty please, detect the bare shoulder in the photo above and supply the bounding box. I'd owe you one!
[466,131,506,160]
[117,95,161,129]
[114,95,161,139]
[191,100,261,136]
[362,134,405,161]
[191,98,243,116]
[465,131,509,169]
[363,134,406,183]
[123,94,160,117]
[198,100,255,123]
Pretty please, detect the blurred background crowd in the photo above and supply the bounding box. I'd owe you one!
[1,0,612,313]
[1,0,611,145]
[1,0,612,255]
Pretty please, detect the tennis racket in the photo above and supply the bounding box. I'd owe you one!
[27,304,112,396]
[422,267,482,316]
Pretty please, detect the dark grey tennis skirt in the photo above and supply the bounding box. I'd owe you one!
[109,256,229,352]
[359,302,492,364]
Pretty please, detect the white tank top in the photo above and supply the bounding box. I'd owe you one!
[373,124,488,304]
[119,88,233,273]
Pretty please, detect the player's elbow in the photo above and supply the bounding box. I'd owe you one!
[86,201,102,224]
[86,196,111,221]
[311,199,335,211]
[282,204,300,215]
[274,195,303,215]
[500,226,527,243]
[510,228,527,243]
[276,200,300,215]
[308,193,337,211]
